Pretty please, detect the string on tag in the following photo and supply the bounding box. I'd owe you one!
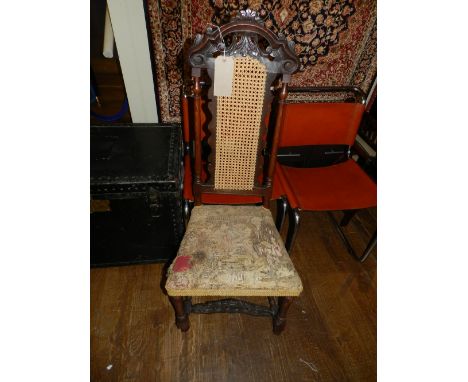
[208,23,226,57]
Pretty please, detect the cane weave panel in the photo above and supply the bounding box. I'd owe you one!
[214,57,267,190]
[165,205,303,296]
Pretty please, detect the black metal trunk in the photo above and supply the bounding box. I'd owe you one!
[91,124,183,267]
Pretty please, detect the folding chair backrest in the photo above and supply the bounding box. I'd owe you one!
[280,101,365,147]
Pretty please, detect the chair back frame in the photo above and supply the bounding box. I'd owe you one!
[188,9,299,207]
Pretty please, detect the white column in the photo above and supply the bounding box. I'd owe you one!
[106,0,159,122]
[102,5,114,58]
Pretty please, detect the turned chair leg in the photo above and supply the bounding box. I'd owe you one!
[273,296,293,335]
[285,208,301,253]
[275,196,288,231]
[169,296,190,332]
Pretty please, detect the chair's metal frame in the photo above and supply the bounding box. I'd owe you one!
[276,86,377,262]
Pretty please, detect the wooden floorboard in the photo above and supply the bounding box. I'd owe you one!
[91,209,376,382]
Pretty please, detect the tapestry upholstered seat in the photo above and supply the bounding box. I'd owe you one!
[165,205,302,297]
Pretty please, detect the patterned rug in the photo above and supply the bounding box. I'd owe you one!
[146,0,376,123]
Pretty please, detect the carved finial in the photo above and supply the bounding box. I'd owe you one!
[236,9,263,24]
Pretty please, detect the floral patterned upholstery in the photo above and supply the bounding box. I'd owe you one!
[165,205,303,297]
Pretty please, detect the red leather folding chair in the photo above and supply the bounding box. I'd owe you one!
[276,87,377,262]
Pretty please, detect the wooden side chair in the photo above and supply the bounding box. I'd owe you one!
[165,10,302,334]
[275,87,377,262]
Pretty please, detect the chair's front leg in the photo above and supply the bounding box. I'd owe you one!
[273,296,293,335]
[285,208,301,253]
[275,196,288,231]
[169,296,190,332]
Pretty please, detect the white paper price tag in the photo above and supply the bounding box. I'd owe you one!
[214,56,234,97]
